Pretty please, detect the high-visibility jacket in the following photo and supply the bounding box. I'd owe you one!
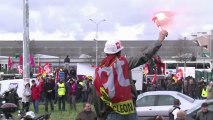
[58,83,66,96]
[201,88,208,98]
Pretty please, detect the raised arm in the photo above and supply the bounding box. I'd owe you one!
[128,30,168,70]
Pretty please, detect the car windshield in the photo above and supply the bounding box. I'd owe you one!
[177,93,194,103]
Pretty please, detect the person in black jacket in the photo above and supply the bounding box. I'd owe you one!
[8,88,19,109]
[43,78,54,112]
[64,56,70,70]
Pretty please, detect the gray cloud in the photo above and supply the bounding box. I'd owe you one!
[0,0,213,40]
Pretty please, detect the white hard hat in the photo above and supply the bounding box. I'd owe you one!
[104,40,124,54]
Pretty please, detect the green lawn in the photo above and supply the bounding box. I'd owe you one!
[13,102,84,120]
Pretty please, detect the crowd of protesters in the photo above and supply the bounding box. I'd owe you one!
[26,68,94,114]
[1,66,94,116]
[141,75,213,100]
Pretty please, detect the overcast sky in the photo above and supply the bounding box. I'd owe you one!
[0,0,213,41]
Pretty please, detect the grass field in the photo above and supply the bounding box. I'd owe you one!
[13,102,84,120]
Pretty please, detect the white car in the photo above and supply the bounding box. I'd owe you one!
[136,91,203,120]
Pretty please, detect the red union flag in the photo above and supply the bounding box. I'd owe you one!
[94,56,134,115]
[143,64,149,75]
[16,65,23,74]
[19,54,23,65]
[29,54,35,67]
[44,62,51,74]
[173,69,183,82]
[38,63,43,74]
[8,56,13,70]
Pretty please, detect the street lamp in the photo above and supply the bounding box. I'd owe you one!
[23,0,30,82]
[89,19,106,67]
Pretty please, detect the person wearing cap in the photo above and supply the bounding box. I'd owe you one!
[195,103,213,120]
[93,30,168,120]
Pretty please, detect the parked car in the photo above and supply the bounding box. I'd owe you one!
[186,100,213,120]
[136,91,203,120]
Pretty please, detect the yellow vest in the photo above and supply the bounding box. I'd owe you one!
[201,88,208,98]
[58,83,66,96]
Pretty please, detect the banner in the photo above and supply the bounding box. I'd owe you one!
[77,63,95,76]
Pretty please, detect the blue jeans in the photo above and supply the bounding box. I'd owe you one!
[33,100,39,114]
[106,112,138,120]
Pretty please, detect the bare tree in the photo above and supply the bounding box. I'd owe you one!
[173,37,195,62]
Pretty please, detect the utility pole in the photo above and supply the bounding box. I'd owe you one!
[23,0,30,82]
[89,19,106,67]
[211,30,213,58]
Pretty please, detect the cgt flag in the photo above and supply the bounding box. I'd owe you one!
[43,62,51,75]
[94,56,135,115]
[173,69,183,82]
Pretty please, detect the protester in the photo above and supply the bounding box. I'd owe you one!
[68,79,77,110]
[87,80,93,104]
[81,80,88,102]
[64,55,70,70]
[76,80,83,102]
[93,30,168,120]
[207,81,213,100]
[43,78,54,112]
[195,103,213,120]
[22,82,31,112]
[8,87,19,109]
[76,102,97,120]
[169,99,181,120]
[31,80,40,114]
[57,80,66,111]
[201,84,208,99]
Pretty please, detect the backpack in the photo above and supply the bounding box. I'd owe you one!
[168,106,180,120]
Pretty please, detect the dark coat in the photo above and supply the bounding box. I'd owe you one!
[43,82,54,98]
[195,110,213,120]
